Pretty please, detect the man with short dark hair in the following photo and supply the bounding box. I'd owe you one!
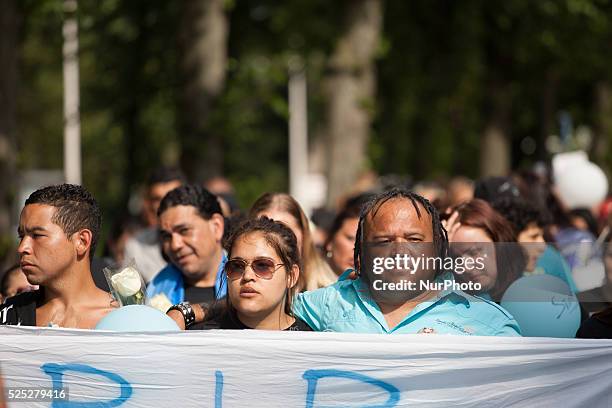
[0,184,115,328]
[146,184,227,306]
[124,167,186,282]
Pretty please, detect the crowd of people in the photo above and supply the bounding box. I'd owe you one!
[1,164,611,338]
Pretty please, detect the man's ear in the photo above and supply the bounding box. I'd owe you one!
[287,264,299,289]
[73,229,93,258]
[210,213,225,242]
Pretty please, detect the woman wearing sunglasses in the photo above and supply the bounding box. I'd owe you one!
[195,216,312,331]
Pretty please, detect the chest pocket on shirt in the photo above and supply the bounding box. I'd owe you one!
[329,310,359,322]
[453,302,504,335]
[431,318,476,335]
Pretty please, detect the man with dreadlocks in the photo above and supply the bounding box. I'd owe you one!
[290,188,520,335]
[169,189,520,335]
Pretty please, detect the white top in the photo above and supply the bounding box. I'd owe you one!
[123,227,166,283]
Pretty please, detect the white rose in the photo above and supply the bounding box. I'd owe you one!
[111,267,142,297]
[149,294,173,313]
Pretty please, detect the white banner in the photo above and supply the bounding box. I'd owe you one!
[0,326,611,407]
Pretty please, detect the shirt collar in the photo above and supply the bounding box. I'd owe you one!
[214,250,228,298]
[351,277,390,331]
[432,272,471,305]
[350,271,470,331]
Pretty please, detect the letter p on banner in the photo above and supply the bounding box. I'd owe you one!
[303,369,400,408]
[41,363,133,407]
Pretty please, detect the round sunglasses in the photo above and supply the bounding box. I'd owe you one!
[225,257,285,280]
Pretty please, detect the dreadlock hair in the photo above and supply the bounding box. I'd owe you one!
[353,188,449,276]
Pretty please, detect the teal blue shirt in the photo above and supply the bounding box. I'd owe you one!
[293,273,521,336]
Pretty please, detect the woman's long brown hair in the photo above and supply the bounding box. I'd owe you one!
[451,199,526,302]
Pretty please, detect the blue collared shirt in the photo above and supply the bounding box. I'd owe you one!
[293,273,521,336]
[146,252,227,304]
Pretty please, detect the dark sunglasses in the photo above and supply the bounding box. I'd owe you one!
[225,257,285,280]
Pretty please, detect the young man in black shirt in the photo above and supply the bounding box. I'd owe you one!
[0,184,115,328]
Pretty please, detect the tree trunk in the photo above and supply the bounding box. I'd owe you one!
[119,3,148,207]
[62,0,81,185]
[0,0,19,232]
[593,81,611,171]
[324,0,383,207]
[480,86,511,177]
[178,0,228,182]
[480,120,511,177]
[539,69,559,161]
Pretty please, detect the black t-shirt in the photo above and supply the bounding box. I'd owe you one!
[0,290,42,326]
[183,285,216,304]
[578,283,612,313]
[91,257,112,292]
[190,309,313,331]
[576,312,612,339]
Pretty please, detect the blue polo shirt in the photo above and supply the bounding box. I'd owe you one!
[146,252,227,304]
[293,273,521,336]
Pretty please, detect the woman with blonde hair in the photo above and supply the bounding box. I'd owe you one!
[249,193,337,291]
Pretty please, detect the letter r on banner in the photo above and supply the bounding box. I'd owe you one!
[303,369,400,408]
[41,363,132,407]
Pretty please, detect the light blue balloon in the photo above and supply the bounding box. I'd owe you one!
[95,305,180,332]
[520,273,573,295]
[501,275,581,338]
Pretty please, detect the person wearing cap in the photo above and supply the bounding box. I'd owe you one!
[146,184,227,306]
[473,176,521,203]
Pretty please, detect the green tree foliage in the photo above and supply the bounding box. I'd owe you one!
[209,0,344,207]
[13,0,612,240]
[373,0,612,179]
